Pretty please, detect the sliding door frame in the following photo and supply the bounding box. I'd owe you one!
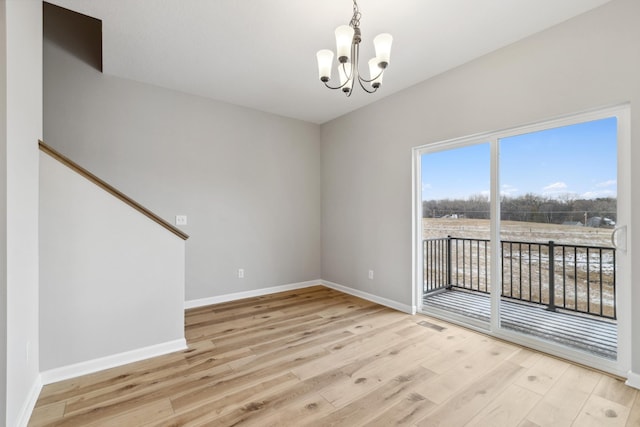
[412,104,631,377]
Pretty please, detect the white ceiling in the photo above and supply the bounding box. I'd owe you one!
[47,0,612,124]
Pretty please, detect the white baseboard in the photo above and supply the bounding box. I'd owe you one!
[321,280,414,314]
[40,338,187,385]
[626,371,640,390]
[15,375,43,427]
[185,280,321,309]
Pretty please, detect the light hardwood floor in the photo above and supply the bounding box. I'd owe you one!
[29,286,640,426]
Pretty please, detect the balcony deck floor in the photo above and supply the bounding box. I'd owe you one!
[422,288,617,360]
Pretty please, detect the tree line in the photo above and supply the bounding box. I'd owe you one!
[423,194,616,225]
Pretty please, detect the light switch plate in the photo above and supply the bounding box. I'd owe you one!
[176,215,187,226]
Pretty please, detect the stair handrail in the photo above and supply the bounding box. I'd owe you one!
[39,140,189,240]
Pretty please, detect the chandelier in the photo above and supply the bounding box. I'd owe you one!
[316,0,393,96]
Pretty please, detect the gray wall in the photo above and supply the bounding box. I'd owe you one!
[3,0,42,425]
[321,0,640,366]
[40,152,186,372]
[43,13,321,302]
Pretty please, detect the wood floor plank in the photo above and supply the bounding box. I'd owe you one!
[594,374,638,407]
[626,393,640,426]
[28,286,639,427]
[522,399,575,427]
[239,393,335,427]
[512,353,570,395]
[289,318,415,381]
[59,344,252,414]
[62,359,231,415]
[36,351,191,405]
[27,402,66,427]
[415,338,521,405]
[318,340,436,409]
[465,384,542,427]
[148,373,301,426]
[167,347,331,415]
[306,366,436,426]
[197,365,352,426]
[506,347,544,368]
[414,361,525,426]
[419,334,514,375]
[84,398,174,427]
[574,393,631,426]
[526,363,600,423]
[365,391,436,426]
[197,304,387,355]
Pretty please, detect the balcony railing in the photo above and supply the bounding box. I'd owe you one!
[423,236,616,319]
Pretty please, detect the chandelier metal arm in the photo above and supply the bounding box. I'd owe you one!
[357,69,384,84]
[349,36,380,95]
[323,80,349,91]
[356,75,379,94]
[323,62,353,90]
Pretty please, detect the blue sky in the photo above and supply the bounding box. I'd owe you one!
[421,117,617,201]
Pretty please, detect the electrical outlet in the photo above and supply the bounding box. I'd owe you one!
[175,215,187,226]
[368,270,374,280]
[238,268,244,279]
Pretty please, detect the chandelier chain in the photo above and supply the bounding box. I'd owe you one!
[350,0,361,28]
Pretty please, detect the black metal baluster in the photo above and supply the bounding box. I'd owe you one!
[509,242,514,297]
[423,240,427,292]
[528,243,532,302]
[599,248,603,317]
[538,244,542,303]
[484,240,488,292]
[518,243,523,300]
[547,241,556,312]
[476,240,480,292]
[562,245,566,310]
[447,236,452,289]
[586,247,591,314]
[501,241,505,298]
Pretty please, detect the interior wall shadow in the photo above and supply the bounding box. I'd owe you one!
[43,2,102,72]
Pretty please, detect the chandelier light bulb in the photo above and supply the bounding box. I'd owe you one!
[335,25,355,63]
[373,33,393,69]
[316,49,334,82]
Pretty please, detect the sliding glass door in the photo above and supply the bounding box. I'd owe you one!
[414,106,630,375]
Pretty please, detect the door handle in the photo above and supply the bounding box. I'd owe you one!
[611,225,627,252]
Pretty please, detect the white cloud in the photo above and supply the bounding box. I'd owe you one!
[542,182,567,192]
[581,189,615,199]
[500,184,518,196]
[421,183,432,198]
[595,179,616,188]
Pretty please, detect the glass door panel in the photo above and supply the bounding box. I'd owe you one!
[420,143,491,327]
[498,118,618,360]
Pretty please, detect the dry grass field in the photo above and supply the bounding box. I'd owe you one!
[423,218,613,247]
